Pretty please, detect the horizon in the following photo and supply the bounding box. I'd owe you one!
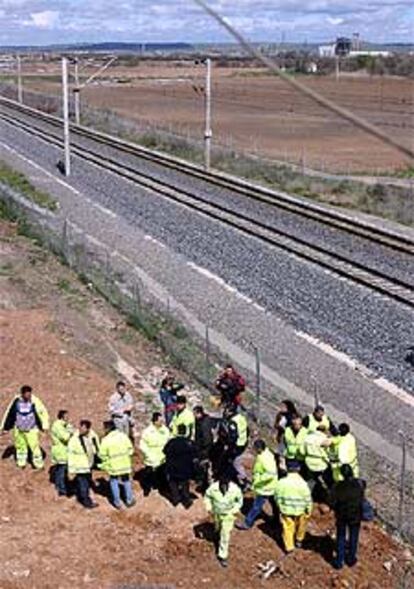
[0,1,413,46]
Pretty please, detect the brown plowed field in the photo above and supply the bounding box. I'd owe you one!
[18,61,414,173]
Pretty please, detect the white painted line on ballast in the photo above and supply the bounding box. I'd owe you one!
[296,330,414,408]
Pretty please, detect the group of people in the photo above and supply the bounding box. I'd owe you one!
[0,365,368,570]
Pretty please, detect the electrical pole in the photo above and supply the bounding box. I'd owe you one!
[62,57,71,177]
[204,57,212,171]
[335,55,340,82]
[73,58,81,125]
[17,55,23,103]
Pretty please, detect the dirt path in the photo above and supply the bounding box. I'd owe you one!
[0,219,412,588]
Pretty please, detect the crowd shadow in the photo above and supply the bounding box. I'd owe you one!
[193,521,217,548]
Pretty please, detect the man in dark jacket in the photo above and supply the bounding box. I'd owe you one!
[215,364,245,409]
[193,406,215,493]
[164,423,196,508]
[330,464,364,569]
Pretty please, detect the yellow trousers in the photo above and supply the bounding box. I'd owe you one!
[280,513,309,552]
[214,514,235,560]
[14,428,43,469]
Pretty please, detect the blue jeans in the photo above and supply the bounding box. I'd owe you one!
[335,522,360,568]
[110,475,134,507]
[54,464,67,495]
[245,495,278,528]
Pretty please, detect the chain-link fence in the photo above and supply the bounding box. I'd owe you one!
[1,182,413,545]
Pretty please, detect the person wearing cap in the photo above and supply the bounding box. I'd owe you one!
[108,381,134,437]
[139,412,170,495]
[170,395,195,440]
[204,474,244,567]
[275,460,313,553]
[0,385,49,470]
[99,419,135,509]
[236,439,278,530]
[331,464,364,569]
[302,404,333,434]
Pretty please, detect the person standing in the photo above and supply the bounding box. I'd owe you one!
[227,406,249,489]
[1,385,49,470]
[51,409,74,496]
[302,404,333,433]
[164,423,196,508]
[193,405,215,493]
[283,414,307,468]
[139,412,170,496]
[331,464,364,569]
[159,373,184,427]
[99,420,135,509]
[215,364,246,409]
[67,420,98,509]
[236,439,278,530]
[170,395,195,440]
[303,425,332,500]
[108,381,134,437]
[204,475,244,568]
[331,423,359,483]
[275,460,313,553]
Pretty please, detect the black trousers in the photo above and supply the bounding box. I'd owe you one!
[141,465,164,496]
[168,477,192,507]
[75,473,93,507]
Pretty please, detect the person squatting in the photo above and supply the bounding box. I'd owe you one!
[1,371,370,570]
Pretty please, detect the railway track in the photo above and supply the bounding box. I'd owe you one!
[1,96,414,310]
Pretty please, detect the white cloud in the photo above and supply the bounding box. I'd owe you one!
[24,10,60,29]
[2,1,413,44]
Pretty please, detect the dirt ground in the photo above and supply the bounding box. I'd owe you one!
[15,60,414,173]
[0,217,413,589]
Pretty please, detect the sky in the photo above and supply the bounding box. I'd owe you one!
[0,1,413,46]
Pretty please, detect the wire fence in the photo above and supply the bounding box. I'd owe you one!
[1,184,413,544]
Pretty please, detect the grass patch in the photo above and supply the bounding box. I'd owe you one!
[0,161,58,211]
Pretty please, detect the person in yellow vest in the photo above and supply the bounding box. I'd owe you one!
[275,460,313,553]
[170,395,195,439]
[236,439,278,530]
[1,385,49,470]
[99,420,135,509]
[67,420,98,509]
[303,425,332,501]
[331,423,359,483]
[204,475,244,567]
[139,412,170,496]
[283,414,307,466]
[302,404,333,434]
[225,405,249,488]
[51,409,74,496]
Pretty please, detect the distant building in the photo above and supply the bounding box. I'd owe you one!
[319,44,336,58]
[349,50,392,58]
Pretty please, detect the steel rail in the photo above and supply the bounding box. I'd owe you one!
[1,107,414,310]
[1,96,413,257]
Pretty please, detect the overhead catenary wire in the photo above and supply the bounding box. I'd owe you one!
[192,0,414,162]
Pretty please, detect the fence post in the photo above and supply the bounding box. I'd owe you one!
[397,430,407,536]
[133,280,141,316]
[254,346,261,425]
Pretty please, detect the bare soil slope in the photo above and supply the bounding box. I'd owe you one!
[0,219,412,588]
